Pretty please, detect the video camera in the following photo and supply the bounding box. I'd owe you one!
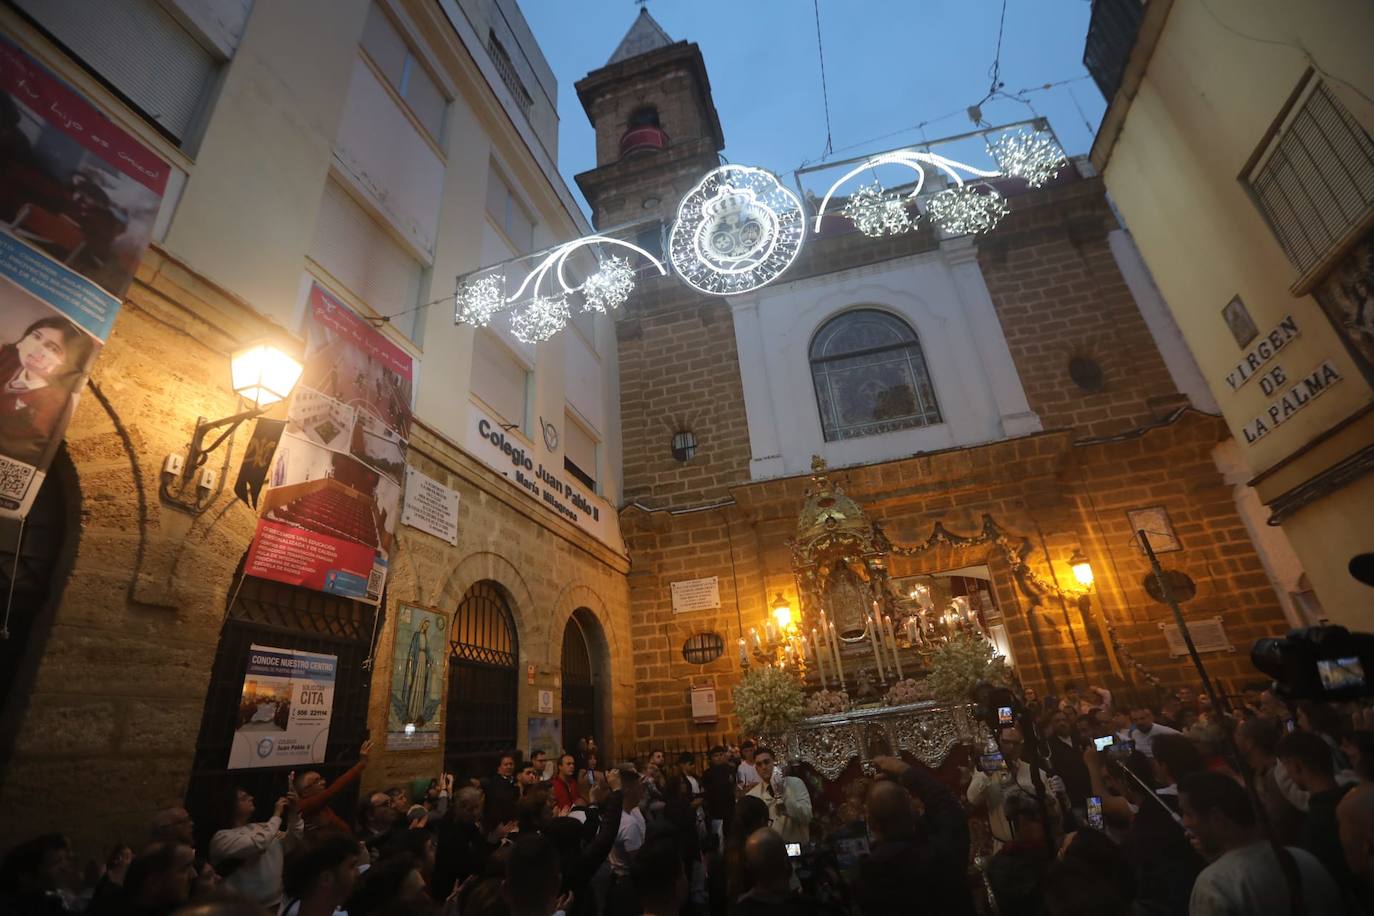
[1252,625,1374,701]
[969,682,1020,733]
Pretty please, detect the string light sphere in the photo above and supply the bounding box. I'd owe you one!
[989,129,1068,189]
[841,183,916,237]
[580,256,635,313]
[925,185,1010,235]
[510,295,570,344]
[455,275,506,327]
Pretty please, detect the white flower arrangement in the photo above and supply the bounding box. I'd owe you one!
[926,633,1009,705]
[884,678,933,706]
[733,665,806,736]
[805,688,851,716]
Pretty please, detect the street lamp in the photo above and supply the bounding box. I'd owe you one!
[182,340,303,480]
[1070,549,1094,591]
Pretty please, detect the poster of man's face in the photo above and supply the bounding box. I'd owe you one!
[0,41,166,298]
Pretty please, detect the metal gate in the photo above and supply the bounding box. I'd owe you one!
[186,572,377,848]
[561,612,596,753]
[444,581,518,779]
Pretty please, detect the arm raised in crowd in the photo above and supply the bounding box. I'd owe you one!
[575,789,625,878]
[297,740,372,816]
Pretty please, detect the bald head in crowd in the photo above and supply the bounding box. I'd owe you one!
[866,779,915,841]
[743,828,792,893]
[1338,783,1374,881]
[149,807,194,846]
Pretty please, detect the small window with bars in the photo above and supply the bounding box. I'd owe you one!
[1245,80,1374,275]
[487,31,533,117]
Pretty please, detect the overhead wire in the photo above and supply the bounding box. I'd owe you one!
[812,0,835,158]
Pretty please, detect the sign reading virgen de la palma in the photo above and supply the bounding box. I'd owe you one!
[1223,314,1344,445]
[465,404,624,552]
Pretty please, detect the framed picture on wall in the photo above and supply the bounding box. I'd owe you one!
[1221,296,1259,348]
[1127,506,1182,553]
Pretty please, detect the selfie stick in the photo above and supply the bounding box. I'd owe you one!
[1138,530,1304,915]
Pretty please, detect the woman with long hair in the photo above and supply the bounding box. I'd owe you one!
[0,315,94,464]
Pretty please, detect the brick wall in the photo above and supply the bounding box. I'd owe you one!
[978,177,1186,438]
[620,411,1290,743]
[616,277,752,509]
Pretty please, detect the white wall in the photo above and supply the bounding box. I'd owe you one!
[731,241,1041,479]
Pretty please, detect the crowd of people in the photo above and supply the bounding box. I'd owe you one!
[2,687,1371,916]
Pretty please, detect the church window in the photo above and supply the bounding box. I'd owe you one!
[682,632,725,664]
[809,310,940,441]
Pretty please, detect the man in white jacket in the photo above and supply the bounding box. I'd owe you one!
[209,783,303,910]
[745,748,812,845]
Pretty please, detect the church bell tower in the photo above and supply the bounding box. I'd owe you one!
[573,8,725,230]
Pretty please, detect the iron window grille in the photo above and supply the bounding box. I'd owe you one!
[1245,80,1374,275]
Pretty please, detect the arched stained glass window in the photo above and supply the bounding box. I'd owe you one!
[809,310,941,441]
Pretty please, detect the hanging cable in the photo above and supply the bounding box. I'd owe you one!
[812,0,835,158]
[363,291,454,328]
[982,0,1010,104]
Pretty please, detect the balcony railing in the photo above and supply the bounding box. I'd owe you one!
[1083,0,1147,103]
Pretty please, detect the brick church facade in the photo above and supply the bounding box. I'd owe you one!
[576,11,1301,747]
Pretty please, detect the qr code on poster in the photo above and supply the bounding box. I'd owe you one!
[0,455,37,505]
[367,565,385,601]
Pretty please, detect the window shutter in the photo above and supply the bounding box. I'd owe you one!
[471,330,528,428]
[309,179,422,327]
[15,0,217,142]
[564,415,598,484]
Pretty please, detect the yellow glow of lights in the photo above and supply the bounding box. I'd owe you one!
[771,593,793,631]
[230,342,303,408]
[1070,549,1094,589]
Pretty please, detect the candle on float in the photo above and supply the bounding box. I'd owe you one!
[738,637,748,665]
[868,613,886,682]
[905,614,920,646]
[764,621,776,644]
[811,628,827,688]
[829,621,845,685]
[884,615,903,679]
[751,627,761,652]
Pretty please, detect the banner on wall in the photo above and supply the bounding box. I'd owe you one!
[228,644,338,770]
[244,282,414,604]
[0,37,169,518]
[387,604,448,750]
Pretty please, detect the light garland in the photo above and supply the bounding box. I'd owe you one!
[668,165,806,296]
[509,295,570,344]
[841,182,916,237]
[455,235,666,341]
[812,149,1001,237]
[989,129,1067,189]
[454,275,507,327]
[925,185,1010,235]
[580,256,635,313]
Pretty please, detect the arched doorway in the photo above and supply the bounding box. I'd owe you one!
[187,569,378,848]
[444,581,519,778]
[561,608,605,755]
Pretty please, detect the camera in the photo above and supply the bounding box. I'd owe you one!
[1093,735,1114,753]
[1252,625,1374,701]
[998,705,1014,726]
[970,683,1020,731]
[786,843,802,858]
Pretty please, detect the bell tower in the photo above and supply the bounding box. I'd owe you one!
[574,8,725,229]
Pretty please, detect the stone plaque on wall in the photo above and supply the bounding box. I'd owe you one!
[1159,617,1233,656]
[671,576,721,614]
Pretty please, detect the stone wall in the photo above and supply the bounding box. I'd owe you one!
[0,247,633,860]
[619,411,1290,744]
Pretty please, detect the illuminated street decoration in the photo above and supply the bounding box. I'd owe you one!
[669,165,806,296]
[925,185,1010,235]
[454,275,507,328]
[580,256,635,313]
[510,295,571,344]
[455,235,666,341]
[812,149,1005,237]
[988,129,1067,189]
[842,182,916,237]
